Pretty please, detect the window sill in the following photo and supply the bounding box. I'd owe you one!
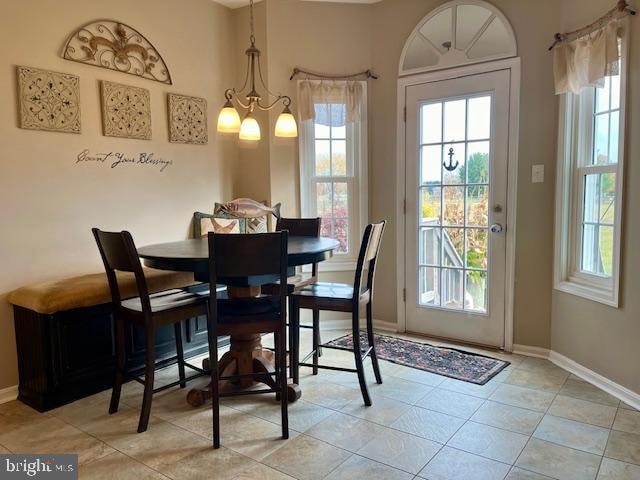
[554,280,619,308]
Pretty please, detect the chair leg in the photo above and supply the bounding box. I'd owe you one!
[352,309,371,406]
[138,326,156,433]
[290,299,300,385]
[174,322,187,388]
[312,310,320,376]
[277,329,289,439]
[205,302,221,449]
[313,309,323,357]
[109,315,126,414]
[366,302,382,385]
[287,296,294,381]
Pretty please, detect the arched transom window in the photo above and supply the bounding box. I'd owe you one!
[399,0,517,76]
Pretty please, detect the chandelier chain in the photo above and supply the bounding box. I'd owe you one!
[249,0,255,45]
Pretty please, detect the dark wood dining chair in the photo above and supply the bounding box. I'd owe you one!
[206,231,289,449]
[92,228,209,433]
[290,221,386,406]
[263,217,323,380]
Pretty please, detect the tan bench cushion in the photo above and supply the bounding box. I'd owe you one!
[7,269,198,315]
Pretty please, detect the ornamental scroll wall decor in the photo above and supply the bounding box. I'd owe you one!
[62,20,172,85]
[17,66,81,134]
[167,93,208,145]
[100,80,151,140]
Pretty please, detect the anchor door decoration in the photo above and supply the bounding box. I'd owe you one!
[62,20,172,85]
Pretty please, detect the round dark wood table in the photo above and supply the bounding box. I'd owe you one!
[138,236,339,406]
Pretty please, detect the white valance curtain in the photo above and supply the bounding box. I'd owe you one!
[553,19,623,95]
[297,80,365,123]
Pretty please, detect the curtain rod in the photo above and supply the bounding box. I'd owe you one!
[548,0,635,51]
[290,67,378,81]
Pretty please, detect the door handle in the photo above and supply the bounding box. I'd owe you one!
[490,223,504,234]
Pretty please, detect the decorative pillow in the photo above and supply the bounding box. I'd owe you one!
[193,212,246,237]
[213,202,268,234]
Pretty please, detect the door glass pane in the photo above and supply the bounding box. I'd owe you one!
[419,227,441,266]
[442,268,463,309]
[444,99,466,142]
[421,102,442,144]
[466,229,488,269]
[467,96,491,140]
[419,267,440,306]
[466,186,489,227]
[443,143,465,184]
[465,270,487,312]
[443,228,464,267]
[421,145,442,185]
[315,140,331,176]
[421,187,442,225]
[466,141,490,184]
[443,186,465,226]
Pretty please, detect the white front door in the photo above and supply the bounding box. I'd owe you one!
[404,69,510,347]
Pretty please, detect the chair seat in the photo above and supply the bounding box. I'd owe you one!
[262,272,316,294]
[121,288,207,313]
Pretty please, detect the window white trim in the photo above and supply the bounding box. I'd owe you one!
[298,82,368,272]
[553,32,628,308]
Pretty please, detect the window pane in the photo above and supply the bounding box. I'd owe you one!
[320,217,332,238]
[442,268,463,309]
[443,186,464,226]
[466,141,490,184]
[315,140,331,176]
[465,270,487,312]
[421,102,442,144]
[332,140,347,176]
[609,112,619,165]
[611,74,621,110]
[467,96,491,140]
[466,185,489,227]
[600,173,616,224]
[593,113,610,165]
[444,99,466,142]
[595,77,610,113]
[581,224,598,274]
[466,228,488,269]
[333,182,348,217]
[599,226,614,275]
[316,182,332,217]
[419,227,441,266]
[443,228,464,267]
[421,186,441,225]
[334,217,349,253]
[443,143,465,185]
[419,267,440,306]
[314,104,331,138]
[583,174,599,223]
[331,104,346,138]
[421,145,442,185]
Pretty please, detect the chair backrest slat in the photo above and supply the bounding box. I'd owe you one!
[276,217,321,237]
[352,221,386,301]
[92,228,151,311]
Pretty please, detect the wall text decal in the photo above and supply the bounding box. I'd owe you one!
[75,149,172,172]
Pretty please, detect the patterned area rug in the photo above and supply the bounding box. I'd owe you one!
[322,333,509,385]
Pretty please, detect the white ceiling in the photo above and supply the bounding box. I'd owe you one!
[213,0,381,9]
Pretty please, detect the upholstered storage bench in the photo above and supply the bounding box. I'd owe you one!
[8,270,214,412]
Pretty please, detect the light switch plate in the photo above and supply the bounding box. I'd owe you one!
[532,164,545,183]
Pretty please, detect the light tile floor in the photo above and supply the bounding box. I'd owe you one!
[1,330,639,480]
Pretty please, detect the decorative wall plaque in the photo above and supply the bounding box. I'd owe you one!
[167,93,207,145]
[63,20,172,85]
[17,66,80,134]
[100,80,151,140]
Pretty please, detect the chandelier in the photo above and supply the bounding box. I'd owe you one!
[216,0,298,141]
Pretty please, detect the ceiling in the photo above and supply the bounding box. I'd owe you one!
[213,0,381,9]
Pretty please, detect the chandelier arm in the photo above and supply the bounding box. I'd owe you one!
[255,96,289,111]
[256,54,285,100]
[231,94,251,110]
[235,55,251,95]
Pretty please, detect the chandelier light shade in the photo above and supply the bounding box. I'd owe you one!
[216,0,297,142]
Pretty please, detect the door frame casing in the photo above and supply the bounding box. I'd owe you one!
[395,57,521,352]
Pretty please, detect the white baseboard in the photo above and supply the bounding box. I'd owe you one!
[318,319,398,333]
[549,350,640,411]
[513,344,640,410]
[0,385,18,405]
[512,343,550,359]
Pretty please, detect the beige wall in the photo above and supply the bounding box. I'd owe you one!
[0,0,237,390]
[551,0,640,394]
